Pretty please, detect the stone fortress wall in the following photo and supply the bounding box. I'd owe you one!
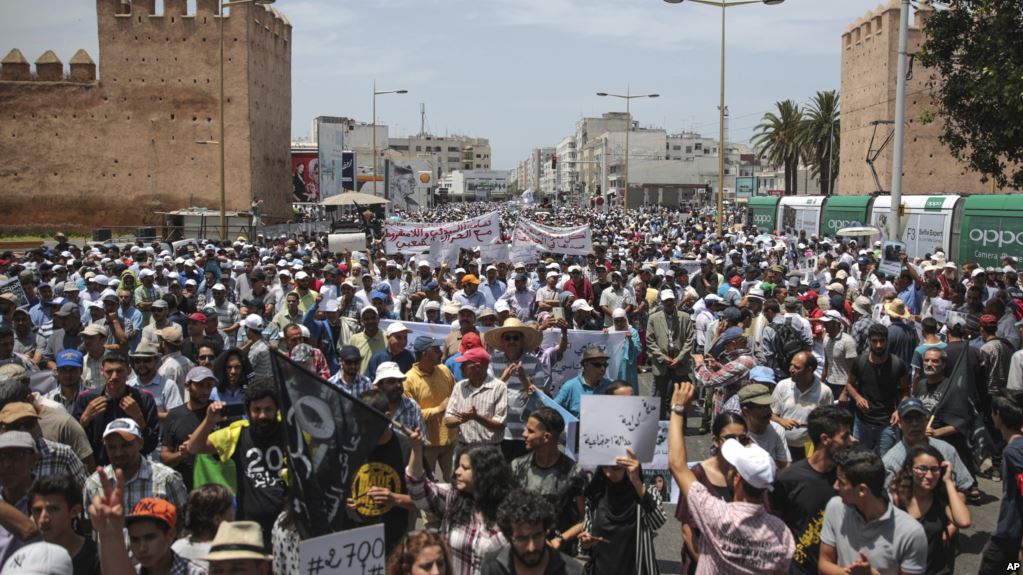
[0,0,292,232]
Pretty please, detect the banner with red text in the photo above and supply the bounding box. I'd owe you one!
[383,211,501,254]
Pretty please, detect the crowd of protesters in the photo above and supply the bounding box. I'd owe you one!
[0,199,1020,574]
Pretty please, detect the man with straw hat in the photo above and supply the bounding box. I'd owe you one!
[885,298,919,368]
[484,317,568,461]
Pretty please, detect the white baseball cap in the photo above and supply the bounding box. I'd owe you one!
[242,315,265,330]
[103,418,142,441]
[570,299,593,312]
[720,438,776,489]
[2,542,73,574]
[385,322,410,336]
[612,308,627,319]
[747,287,765,300]
[660,289,676,302]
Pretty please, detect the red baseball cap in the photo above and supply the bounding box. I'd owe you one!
[460,332,483,354]
[798,291,819,302]
[980,314,999,328]
[455,347,491,365]
[729,276,742,287]
[126,498,177,529]
[188,312,208,323]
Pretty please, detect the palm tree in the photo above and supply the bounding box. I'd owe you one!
[752,100,803,195]
[800,90,840,195]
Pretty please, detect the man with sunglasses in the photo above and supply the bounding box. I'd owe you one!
[736,384,791,470]
[553,345,612,419]
[329,345,373,397]
[127,343,182,424]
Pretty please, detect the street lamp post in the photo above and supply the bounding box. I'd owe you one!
[215,0,274,241]
[664,0,784,232]
[372,81,408,197]
[597,89,659,213]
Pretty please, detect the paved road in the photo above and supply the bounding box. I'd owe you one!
[635,372,1001,575]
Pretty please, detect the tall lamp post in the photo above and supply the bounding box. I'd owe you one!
[596,89,659,213]
[210,0,275,241]
[664,0,784,232]
[372,81,408,197]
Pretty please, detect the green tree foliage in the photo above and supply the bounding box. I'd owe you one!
[918,1,1023,189]
[753,100,804,195]
[800,90,840,195]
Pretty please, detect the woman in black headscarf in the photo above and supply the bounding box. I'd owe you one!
[580,447,665,575]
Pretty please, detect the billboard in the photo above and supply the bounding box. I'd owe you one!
[341,151,356,192]
[291,150,319,203]
[384,159,430,210]
[317,119,345,199]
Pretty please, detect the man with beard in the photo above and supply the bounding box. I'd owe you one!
[844,324,908,455]
[481,488,582,575]
[127,342,182,421]
[372,362,425,438]
[160,367,218,491]
[187,379,287,546]
[83,418,187,524]
[403,337,456,481]
[329,345,373,396]
[769,405,854,575]
[599,271,636,328]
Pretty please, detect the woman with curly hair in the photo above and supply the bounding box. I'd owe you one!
[889,444,971,575]
[211,347,253,404]
[387,530,453,575]
[406,429,515,575]
[580,447,665,575]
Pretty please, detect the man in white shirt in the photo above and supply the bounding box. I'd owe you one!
[772,351,834,461]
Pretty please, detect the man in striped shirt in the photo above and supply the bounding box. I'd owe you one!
[445,347,507,466]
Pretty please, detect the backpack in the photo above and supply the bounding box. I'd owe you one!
[771,317,807,378]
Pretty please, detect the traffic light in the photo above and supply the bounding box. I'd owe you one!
[551,155,557,170]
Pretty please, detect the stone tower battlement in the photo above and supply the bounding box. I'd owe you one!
[0,0,293,233]
[835,1,1002,197]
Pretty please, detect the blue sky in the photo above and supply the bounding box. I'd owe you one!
[4,0,892,169]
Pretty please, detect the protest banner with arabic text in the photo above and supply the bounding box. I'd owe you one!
[384,211,501,254]
[578,395,659,466]
[511,219,592,255]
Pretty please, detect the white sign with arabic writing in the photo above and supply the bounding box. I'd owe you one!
[384,211,501,254]
[511,219,592,255]
[578,395,659,466]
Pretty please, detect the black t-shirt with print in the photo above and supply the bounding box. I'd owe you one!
[348,432,411,555]
[769,458,837,575]
[232,426,288,545]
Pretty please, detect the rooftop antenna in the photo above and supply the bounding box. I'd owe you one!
[419,103,425,138]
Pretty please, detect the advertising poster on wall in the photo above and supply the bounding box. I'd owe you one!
[290,151,319,203]
[317,119,345,199]
[341,151,356,192]
[384,159,429,210]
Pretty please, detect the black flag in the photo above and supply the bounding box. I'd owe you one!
[270,350,391,539]
[931,349,979,434]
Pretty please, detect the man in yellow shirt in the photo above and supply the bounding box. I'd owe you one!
[403,336,456,481]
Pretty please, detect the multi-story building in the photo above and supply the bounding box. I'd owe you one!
[442,169,511,202]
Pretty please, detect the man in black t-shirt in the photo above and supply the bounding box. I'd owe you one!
[770,405,853,575]
[29,474,99,575]
[347,390,414,555]
[159,366,219,491]
[188,379,287,548]
[845,324,909,456]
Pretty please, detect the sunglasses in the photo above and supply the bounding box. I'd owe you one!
[502,334,522,342]
[588,361,609,369]
[721,433,751,446]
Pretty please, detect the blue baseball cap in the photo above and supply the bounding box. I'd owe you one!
[898,397,928,417]
[748,366,775,385]
[413,336,445,353]
[423,280,439,291]
[55,349,84,369]
[370,290,387,302]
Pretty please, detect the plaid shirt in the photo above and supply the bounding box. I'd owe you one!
[84,457,188,518]
[137,551,206,575]
[35,437,87,490]
[850,316,877,355]
[407,473,507,575]
[392,396,425,435]
[695,351,757,416]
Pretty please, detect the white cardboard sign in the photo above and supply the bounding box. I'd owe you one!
[578,395,659,466]
[328,232,367,254]
[299,523,386,575]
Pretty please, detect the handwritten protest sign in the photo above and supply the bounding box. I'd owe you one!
[508,243,538,265]
[511,219,592,255]
[328,233,367,254]
[479,243,510,265]
[428,243,461,267]
[299,523,385,575]
[0,277,28,308]
[578,396,659,466]
[384,211,500,254]
[541,329,625,394]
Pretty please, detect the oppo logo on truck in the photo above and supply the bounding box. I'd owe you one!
[826,219,862,231]
[969,228,1023,247]
[752,214,772,224]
